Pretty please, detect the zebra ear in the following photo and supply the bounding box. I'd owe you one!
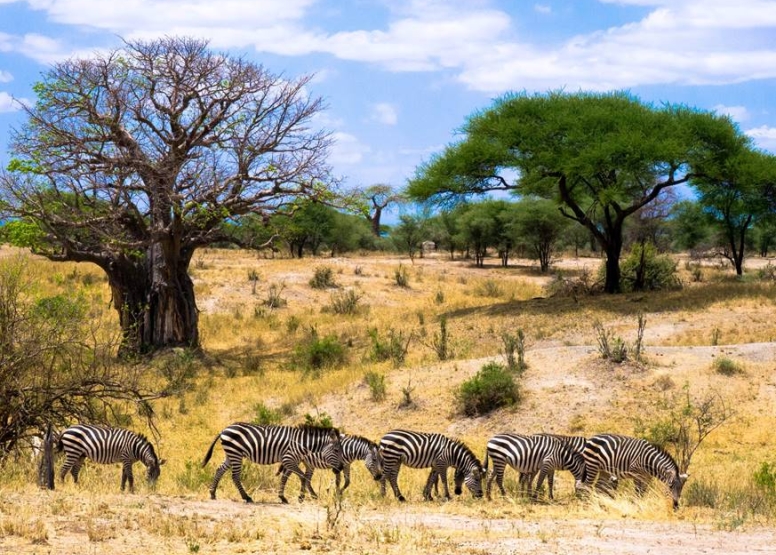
[159,459,167,466]
[679,473,689,482]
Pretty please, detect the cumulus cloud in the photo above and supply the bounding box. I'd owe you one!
[0,91,23,112]
[713,104,750,123]
[370,103,398,125]
[746,125,776,152]
[534,4,552,14]
[328,131,371,166]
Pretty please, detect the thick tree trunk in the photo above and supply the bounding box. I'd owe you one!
[107,244,199,356]
[371,207,383,237]
[604,239,623,294]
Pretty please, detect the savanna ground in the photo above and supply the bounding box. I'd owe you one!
[2,246,776,554]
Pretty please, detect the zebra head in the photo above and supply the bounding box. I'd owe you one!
[365,445,384,481]
[452,442,484,498]
[144,444,165,485]
[668,471,689,510]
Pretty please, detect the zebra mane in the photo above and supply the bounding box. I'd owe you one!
[450,438,481,465]
[296,424,340,436]
[645,439,680,473]
[346,435,378,447]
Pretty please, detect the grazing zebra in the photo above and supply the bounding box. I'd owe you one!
[521,433,588,498]
[483,433,586,500]
[379,429,484,502]
[201,423,345,504]
[582,433,688,509]
[288,435,384,500]
[57,425,164,492]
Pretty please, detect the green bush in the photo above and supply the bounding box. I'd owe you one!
[309,266,337,289]
[293,330,347,377]
[326,289,363,315]
[456,362,521,417]
[620,243,680,292]
[683,478,720,508]
[252,402,283,425]
[364,371,387,402]
[368,328,409,367]
[713,357,744,376]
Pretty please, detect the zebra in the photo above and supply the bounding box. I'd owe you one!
[201,423,345,504]
[57,424,164,492]
[520,433,588,498]
[378,429,484,502]
[581,433,688,509]
[483,433,586,501]
[286,435,384,500]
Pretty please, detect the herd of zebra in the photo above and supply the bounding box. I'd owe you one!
[44,422,689,509]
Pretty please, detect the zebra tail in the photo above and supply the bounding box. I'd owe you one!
[483,450,489,474]
[201,434,220,468]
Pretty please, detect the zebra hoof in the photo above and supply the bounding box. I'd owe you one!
[298,496,305,503]
[279,496,289,504]
[398,495,406,502]
[244,497,254,504]
[209,491,216,500]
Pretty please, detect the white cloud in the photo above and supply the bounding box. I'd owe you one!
[0,91,23,112]
[713,104,750,123]
[329,131,371,166]
[746,125,776,152]
[0,70,11,83]
[534,4,552,14]
[370,103,398,125]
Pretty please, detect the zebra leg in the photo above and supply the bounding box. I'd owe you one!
[547,470,555,500]
[59,455,77,483]
[436,465,451,500]
[209,460,230,500]
[121,462,135,493]
[228,460,254,504]
[70,457,86,484]
[386,467,405,502]
[423,470,437,501]
[339,463,351,492]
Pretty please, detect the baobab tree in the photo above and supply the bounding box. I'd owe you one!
[0,36,334,356]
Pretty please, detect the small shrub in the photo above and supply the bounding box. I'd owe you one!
[354,265,363,276]
[757,263,776,281]
[326,289,363,315]
[303,411,334,429]
[430,315,451,361]
[476,279,503,298]
[620,243,680,292]
[286,315,301,334]
[398,379,416,410]
[753,462,776,498]
[294,330,347,377]
[364,371,387,402]
[368,328,410,367]
[264,282,287,308]
[593,321,627,363]
[394,265,410,288]
[176,459,214,492]
[684,479,720,508]
[501,329,527,374]
[310,266,337,289]
[711,327,721,346]
[713,357,744,376]
[252,402,283,425]
[544,268,598,298]
[456,362,521,417]
[434,289,445,304]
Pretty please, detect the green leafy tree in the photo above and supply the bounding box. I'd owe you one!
[670,199,714,252]
[408,91,742,293]
[507,197,570,272]
[0,37,333,355]
[457,200,505,267]
[391,214,426,261]
[357,184,405,237]
[693,148,776,275]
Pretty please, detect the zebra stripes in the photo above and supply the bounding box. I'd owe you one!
[379,429,484,501]
[57,425,164,492]
[529,433,588,498]
[292,435,384,500]
[582,433,688,509]
[483,434,586,500]
[201,423,345,504]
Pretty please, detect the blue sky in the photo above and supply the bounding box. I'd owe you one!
[1,0,776,211]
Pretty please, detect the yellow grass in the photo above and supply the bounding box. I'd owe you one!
[3,246,776,553]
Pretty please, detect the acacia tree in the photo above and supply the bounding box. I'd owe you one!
[407,91,742,293]
[0,37,334,355]
[358,184,405,236]
[693,148,776,275]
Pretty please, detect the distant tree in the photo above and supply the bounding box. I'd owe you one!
[357,184,405,237]
[407,91,743,293]
[751,214,776,258]
[0,37,334,356]
[327,210,375,255]
[391,214,426,261]
[507,197,570,272]
[693,148,776,275]
[271,201,336,258]
[670,199,714,253]
[457,200,504,267]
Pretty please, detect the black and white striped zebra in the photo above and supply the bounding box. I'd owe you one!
[483,433,586,500]
[201,423,345,504]
[57,424,164,492]
[582,433,688,509]
[288,435,384,500]
[379,429,484,502]
[522,433,588,498]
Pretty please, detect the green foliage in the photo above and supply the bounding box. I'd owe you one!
[753,462,776,497]
[430,315,451,361]
[683,479,720,508]
[309,266,337,289]
[394,264,410,287]
[264,282,287,308]
[302,411,334,429]
[620,242,679,292]
[391,214,425,260]
[368,328,410,367]
[502,329,527,374]
[293,329,347,377]
[175,459,214,492]
[325,288,363,315]
[456,362,521,417]
[713,357,744,376]
[252,402,284,425]
[593,320,628,363]
[0,220,46,248]
[364,371,387,402]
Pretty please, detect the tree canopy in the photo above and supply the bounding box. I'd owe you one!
[408,91,745,292]
[0,36,335,355]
